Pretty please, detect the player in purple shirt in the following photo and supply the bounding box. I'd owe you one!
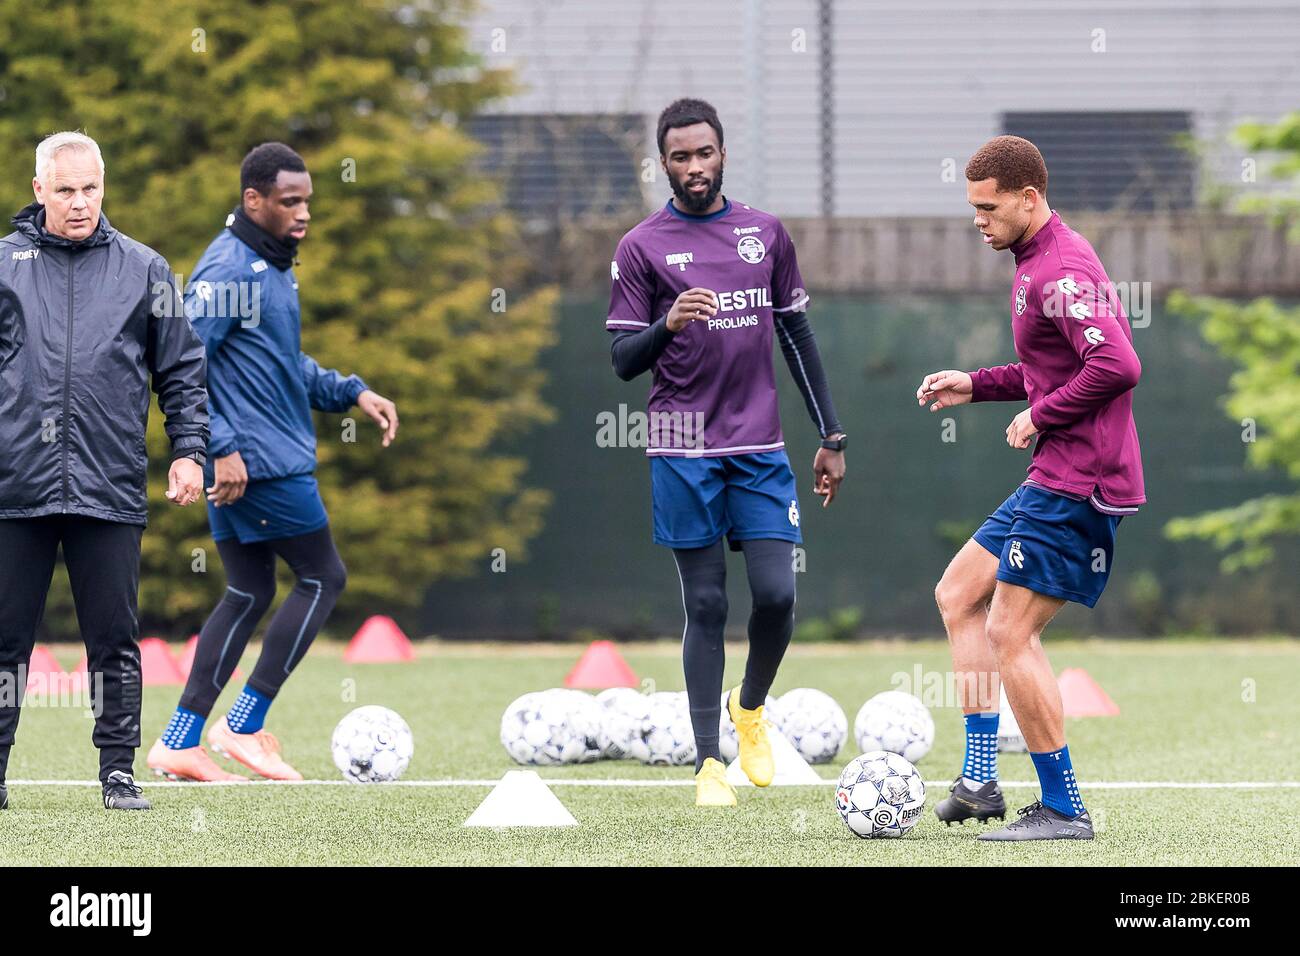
[917,136,1145,841]
[607,99,846,808]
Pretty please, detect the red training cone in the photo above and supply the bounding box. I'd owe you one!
[563,640,639,689]
[26,645,67,694]
[175,634,240,680]
[1058,667,1120,717]
[343,615,414,663]
[139,637,184,685]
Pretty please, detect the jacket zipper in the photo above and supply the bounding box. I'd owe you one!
[61,253,75,511]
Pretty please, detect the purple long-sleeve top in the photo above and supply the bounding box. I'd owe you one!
[970,212,1146,508]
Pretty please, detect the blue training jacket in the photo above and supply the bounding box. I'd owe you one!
[184,228,367,481]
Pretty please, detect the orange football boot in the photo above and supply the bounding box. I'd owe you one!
[207,716,303,781]
[146,739,246,782]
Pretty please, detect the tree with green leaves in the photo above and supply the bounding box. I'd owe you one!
[1167,113,1300,570]
[0,1,556,638]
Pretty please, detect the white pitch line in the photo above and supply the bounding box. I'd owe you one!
[8,778,1300,790]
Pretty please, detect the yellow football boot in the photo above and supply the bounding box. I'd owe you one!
[695,756,737,807]
[728,687,774,787]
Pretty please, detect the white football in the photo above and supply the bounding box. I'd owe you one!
[772,688,848,764]
[640,691,695,766]
[854,690,935,763]
[499,691,589,765]
[331,705,414,783]
[595,687,646,759]
[835,750,927,838]
[546,688,604,762]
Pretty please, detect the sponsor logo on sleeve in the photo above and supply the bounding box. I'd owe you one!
[610,260,620,281]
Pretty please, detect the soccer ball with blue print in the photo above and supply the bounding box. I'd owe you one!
[853,690,934,763]
[331,705,414,783]
[499,691,590,766]
[771,688,848,764]
[595,687,649,760]
[835,750,926,838]
[640,691,695,766]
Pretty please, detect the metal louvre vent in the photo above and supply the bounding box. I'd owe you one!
[466,113,646,225]
[1002,112,1195,212]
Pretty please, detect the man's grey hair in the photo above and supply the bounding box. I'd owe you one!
[35,131,105,185]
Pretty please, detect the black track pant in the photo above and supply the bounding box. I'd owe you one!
[178,525,346,718]
[0,515,144,783]
[673,538,797,771]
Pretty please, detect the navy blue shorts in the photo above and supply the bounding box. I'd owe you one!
[650,450,802,550]
[973,484,1123,608]
[206,473,329,544]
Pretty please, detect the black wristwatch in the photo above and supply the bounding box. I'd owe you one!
[820,434,847,452]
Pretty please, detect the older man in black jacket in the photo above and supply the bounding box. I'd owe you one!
[0,131,208,811]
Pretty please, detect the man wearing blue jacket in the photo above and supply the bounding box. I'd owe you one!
[148,143,398,782]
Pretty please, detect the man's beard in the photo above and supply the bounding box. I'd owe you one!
[670,167,724,213]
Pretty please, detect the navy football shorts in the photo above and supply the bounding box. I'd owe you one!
[973,484,1123,608]
[650,450,802,551]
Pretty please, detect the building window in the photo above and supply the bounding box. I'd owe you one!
[466,113,646,226]
[1002,112,1195,212]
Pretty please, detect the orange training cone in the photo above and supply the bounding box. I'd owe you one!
[139,637,184,685]
[175,634,239,680]
[26,645,66,694]
[343,615,414,663]
[1058,667,1120,717]
[563,640,638,689]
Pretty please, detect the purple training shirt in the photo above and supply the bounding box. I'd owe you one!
[970,211,1146,510]
[606,198,808,456]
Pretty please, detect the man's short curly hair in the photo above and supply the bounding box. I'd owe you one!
[240,142,306,196]
[656,98,724,156]
[965,135,1048,195]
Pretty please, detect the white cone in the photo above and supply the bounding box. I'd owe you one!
[726,724,824,786]
[997,686,1027,753]
[463,771,579,827]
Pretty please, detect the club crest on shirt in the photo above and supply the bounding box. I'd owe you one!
[1015,284,1028,316]
[736,235,766,264]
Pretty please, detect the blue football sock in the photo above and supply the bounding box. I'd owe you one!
[961,712,999,784]
[225,685,273,734]
[1031,745,1086,817]
[161,706,204,750]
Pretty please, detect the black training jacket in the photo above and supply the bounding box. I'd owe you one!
[0,202,208,525]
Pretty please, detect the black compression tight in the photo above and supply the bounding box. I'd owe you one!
[179,525,346,717]
[673,538,797,772]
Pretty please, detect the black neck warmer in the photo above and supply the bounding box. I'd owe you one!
[227,204,298,271]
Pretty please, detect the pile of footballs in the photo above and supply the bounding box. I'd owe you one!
[499,686,935,769]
